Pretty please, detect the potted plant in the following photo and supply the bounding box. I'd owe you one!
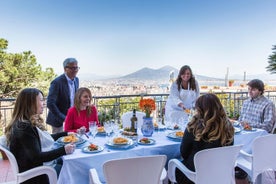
[139,98,156,137]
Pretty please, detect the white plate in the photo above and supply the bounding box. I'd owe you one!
[138,138,156,145]
[106,138,134,149]
[243,127,257,132]
[82,145,104,153]
[57,136,86,146]
[233,121,241,127]
[234,127,242,134]
[166,132,183,141]
[154,125,166,131]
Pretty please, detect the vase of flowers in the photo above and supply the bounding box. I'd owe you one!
[139,98,156,137]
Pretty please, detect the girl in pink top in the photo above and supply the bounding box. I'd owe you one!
[64,87,100,133]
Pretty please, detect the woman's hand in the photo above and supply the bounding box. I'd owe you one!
[64,143,75,154]
[178,103,186,110]
[77,126,86,135]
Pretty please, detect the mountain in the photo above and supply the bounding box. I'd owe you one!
[118,65,178,80]
[118,65,223,81]
[79,65,275,83]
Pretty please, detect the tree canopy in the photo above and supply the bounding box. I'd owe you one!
[266,45,276,74]
[0,38,57,98]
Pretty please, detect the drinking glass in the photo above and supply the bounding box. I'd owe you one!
[164,116,173,133]
[89,121,98,143]
[104,121,112,140]
[112,121,120,137]
[155,117,163,133]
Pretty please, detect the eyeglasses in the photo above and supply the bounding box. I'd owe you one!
[66,66,80,71]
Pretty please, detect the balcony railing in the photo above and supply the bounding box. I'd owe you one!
[1,91,276,134]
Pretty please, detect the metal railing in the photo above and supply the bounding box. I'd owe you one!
[1,91,276,134]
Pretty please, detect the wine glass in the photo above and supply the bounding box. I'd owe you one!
[111,121,120,137]
[89,121,98,143]
[104,121,112,140]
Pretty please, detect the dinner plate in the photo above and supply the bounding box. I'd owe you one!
[56,136,86,146]
[154,125,166,131]
[234,127,242,134]
[106,138,134,149]
[97,131,107,136]
[167,126,181,130]
[166,132,183,141]
[138,138,156,145]
[82,145,104,153]
[243,127,257,132]
[232,121,241,127]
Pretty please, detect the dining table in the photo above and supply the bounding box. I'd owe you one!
[56,127,268,184]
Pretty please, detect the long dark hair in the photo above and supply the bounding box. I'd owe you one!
[176,65,197,92]
[5,88,45,145]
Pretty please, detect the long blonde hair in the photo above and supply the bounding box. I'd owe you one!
[187,93,234,146]
[5,88,45,145]
[74,87,93,116]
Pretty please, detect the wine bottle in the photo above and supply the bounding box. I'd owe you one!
[130,109,138,133]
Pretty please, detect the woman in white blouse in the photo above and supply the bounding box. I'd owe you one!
[165,65,200,119]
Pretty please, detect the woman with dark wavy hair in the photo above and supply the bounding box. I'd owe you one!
[176,93,234,184]
[165,65,200,119]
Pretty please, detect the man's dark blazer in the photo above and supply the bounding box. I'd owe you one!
[46,74,79,127]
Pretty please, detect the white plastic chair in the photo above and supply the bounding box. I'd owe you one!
[168,145,243,184]
[236,134,276,183]
[0,144,57,184]
[121,111,146,129]
[89,155,167,184]
[271,122,276,133]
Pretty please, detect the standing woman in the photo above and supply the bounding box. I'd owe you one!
[5,88,75,184]
[64,87,100,133]
[176,93,234,184]
[165,65,200,119]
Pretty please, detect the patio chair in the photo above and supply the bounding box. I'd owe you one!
[0,144,57,184]
[121,111,145,129]
[167,145,243,184]
[271,122,276,134]
[236,134,276,183]
[89,155,167,184]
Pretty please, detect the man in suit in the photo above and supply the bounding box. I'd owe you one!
[46,58,79,133]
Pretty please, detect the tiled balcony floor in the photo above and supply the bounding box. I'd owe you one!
[0,155,14,183]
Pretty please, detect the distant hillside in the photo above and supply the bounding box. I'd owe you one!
[119,65,177,80]
[80,65,276,82]
[118,65,223,81]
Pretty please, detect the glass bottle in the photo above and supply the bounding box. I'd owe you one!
[131,109,138,133]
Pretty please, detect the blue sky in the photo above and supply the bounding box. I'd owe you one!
[1,0,276,78]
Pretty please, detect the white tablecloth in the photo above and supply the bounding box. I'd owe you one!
[234,128,268,153]
[57,128,268,184]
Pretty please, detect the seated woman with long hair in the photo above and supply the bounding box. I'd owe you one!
[176,93,234,184]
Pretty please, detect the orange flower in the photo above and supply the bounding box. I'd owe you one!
[139,98,156,118]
